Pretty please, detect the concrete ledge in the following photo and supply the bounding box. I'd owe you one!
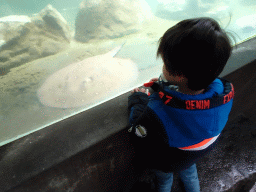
[0,90,132,192]
[7,129,136,192]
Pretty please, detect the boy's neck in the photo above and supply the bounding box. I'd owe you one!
[178,85,205,95]
[161,66,205,95]
[162,75,204,95]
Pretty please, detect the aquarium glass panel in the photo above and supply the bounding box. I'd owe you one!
[1,0,256,146]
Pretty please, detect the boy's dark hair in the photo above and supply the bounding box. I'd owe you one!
[157,17,233,91]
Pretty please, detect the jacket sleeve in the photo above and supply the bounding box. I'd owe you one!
[128,92,149,126]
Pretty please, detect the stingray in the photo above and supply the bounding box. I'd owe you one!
[37,44,138,108]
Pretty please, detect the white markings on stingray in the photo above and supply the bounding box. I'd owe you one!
[37,44,138,108]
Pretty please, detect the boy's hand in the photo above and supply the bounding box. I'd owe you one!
[131,87,149,95]
[131,77,158,96]
[144,77,159,87]
[150,77,159,82]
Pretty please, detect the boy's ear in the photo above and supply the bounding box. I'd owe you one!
[177,76,187,82]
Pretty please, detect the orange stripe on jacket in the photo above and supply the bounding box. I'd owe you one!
[179,137,213,150]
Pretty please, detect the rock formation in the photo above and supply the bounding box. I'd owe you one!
[74,0,153,42]
[0,4,72,75]
[155,0,229,21]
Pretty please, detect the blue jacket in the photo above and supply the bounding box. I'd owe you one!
[128,78,234,172]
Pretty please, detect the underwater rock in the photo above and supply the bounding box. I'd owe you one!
[155,0,228,21]
[75,0,153,42]
[0,4,71,75]
[233,14,256,34]
[206,5,231,20]
[240,0,256,6]
[32,4,72,43]
[0,40,5,47]
[0,15,31,49]
[0,15,31,23]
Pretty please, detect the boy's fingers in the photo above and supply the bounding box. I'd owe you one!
[131,88,150,96]
[131,87,147,92]
[132,78,159,92]
[131,88,140,93]
[150,78,159,82]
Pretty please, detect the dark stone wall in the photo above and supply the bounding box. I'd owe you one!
[8,130,136,192]
[225,59,256,121]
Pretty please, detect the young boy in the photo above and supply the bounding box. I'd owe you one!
[128,17,234,192]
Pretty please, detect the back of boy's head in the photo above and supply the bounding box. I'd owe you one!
[157,17,233,91]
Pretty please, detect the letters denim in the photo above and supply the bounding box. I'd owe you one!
[153,163,200,192]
